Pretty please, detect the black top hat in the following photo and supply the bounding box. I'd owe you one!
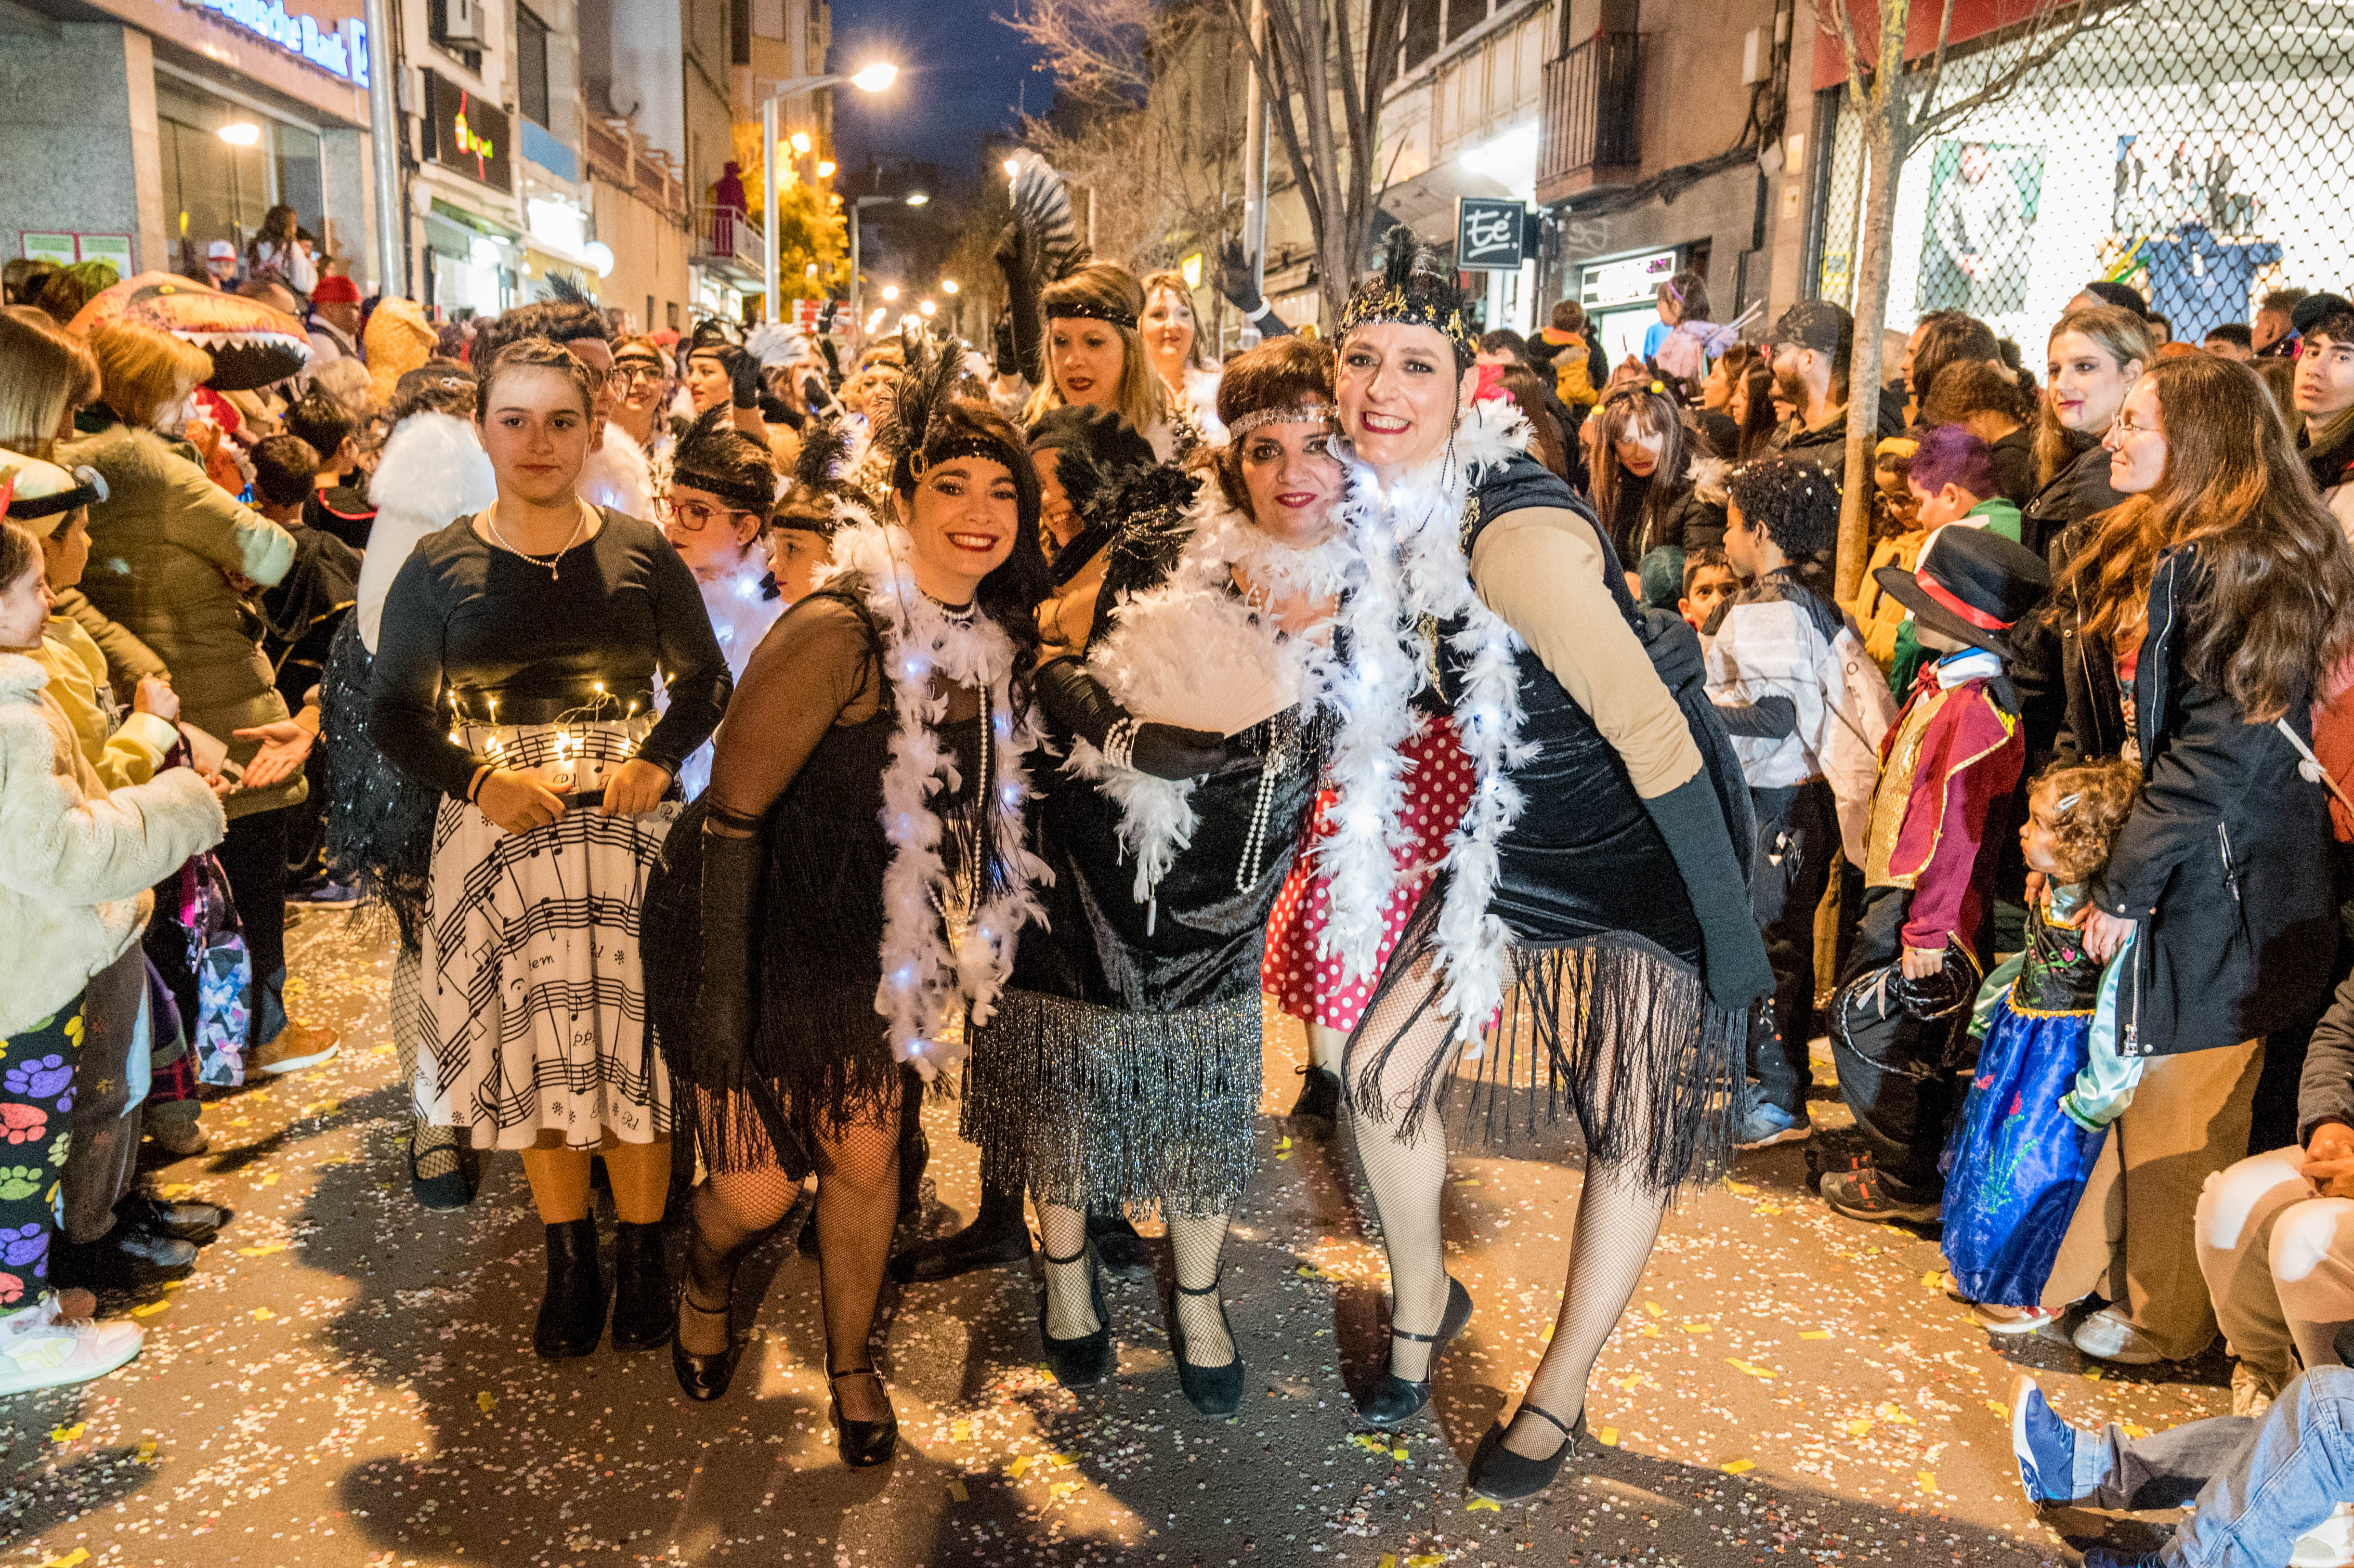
[1873,524,2051,657]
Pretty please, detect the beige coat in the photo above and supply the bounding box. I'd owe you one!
[58,419,303,818]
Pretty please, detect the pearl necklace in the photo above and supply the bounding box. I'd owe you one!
[484,499,592,581]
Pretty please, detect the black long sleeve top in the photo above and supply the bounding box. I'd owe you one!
[371,509,731,796]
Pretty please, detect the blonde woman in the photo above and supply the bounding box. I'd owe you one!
[1014,263,1181,461]
[1139,269,1226,445]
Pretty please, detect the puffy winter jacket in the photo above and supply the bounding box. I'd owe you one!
[0,653,225,1038]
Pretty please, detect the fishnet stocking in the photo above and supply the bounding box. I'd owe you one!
[678,1097,902,1423]
[394,949,462,1181]
[1505,1162,1668,1457]
[1346,955,1459,1379]
[1167,1213,1234,1365]
[1036,1202,1099,1339]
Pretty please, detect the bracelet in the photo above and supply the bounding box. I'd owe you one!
[466,764,492,805]
[1103,717,1138,772]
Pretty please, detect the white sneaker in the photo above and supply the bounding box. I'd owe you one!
[0,1295,142,1394]
[2230,1359,2277,1419]
[2070,1308,2167,1365]
[2290,1502,2354,1568]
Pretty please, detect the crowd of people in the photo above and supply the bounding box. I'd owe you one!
[3,209,2351,1564]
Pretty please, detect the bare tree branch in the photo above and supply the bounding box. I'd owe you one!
[1914,2,2109,142]
[993,0,1159,103]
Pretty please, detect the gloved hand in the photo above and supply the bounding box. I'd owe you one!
[1037,656,1228,780]
[1640,773,1774,1011]
[993,311,1019,380]
[1214,237,1264,316]
[714,345,762,410]
[697,824,764,1060]
[995,222,1044,384]
[1639,606,1705,695]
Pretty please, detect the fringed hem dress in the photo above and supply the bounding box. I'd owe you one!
[1347,449,1754,1197]
[370,509,730,1152]
[965,502,1338,1218]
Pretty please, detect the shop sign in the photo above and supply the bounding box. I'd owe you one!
[19,235,77,266]
[18,234,133,270]
[1457,197,1528,272]
[185,0,369,85]
[427,72,512,192]
[1581,248,1678,309]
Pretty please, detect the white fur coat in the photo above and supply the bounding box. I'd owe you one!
[0,655,226,1038]
[358,412,499,654]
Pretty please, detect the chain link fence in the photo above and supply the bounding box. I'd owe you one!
[1809,0,2354,351]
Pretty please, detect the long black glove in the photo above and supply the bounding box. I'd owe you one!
[993,310,1019,381]
[1214,237,1291,341]
[994,221,1045,384]
[697,824,763,1062]
[1036,656,1228,780]
[1640,772,1775,1012]
[714,345,762,410]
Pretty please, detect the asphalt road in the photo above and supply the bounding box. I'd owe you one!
[0,905,2229,1567]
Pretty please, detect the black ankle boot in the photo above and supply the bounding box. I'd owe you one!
[533,1219,607,1360]
[1086,1202,1150,1279]
[1466,1403,1588,1501]
[888,1185,1031,1284]
[609,1222,671,1352]
[1287,1065,1342,1139]
[1356,1276,1473,1427]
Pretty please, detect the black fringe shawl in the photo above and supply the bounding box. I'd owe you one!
[319,618,439,950]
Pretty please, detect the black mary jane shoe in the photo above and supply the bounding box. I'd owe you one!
[609,1222,672,1352]
[1039,1242,1116,1387]
[1465,1403,1589,1501]
[1167,1277,1244,1417]
[888,1200,1034,1285]
[828,1366,900,1468]
[1287,1065,1342,1139]
[670,1286,744,1401]
[1356,1275,1473,1427]
[1086,1203,1153,1280]
[533,1219,607,1360]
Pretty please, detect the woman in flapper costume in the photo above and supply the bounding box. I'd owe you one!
[960,337,1353,1414]
[1324,233,1769,1499]
[372,339,731,1360]
[643,333,1052,1469]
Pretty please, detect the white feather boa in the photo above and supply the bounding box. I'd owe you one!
[1319,399,1540,1041]
[1065,489,1354,901]
[815,520,1055,1080]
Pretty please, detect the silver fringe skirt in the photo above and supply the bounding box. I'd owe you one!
[964,988,1263,1218]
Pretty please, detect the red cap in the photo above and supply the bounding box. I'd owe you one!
[311,274,362,305]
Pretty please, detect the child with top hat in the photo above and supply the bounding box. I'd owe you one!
[1820,522,2051,1224]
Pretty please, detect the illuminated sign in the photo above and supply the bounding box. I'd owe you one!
[186,0,369,85]
[426,72,513,192]
[1457,197,1529,272]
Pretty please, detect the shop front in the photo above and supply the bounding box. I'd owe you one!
[1806,0,2354,345]
[417,70,519,320]
[1574,245,1685,367]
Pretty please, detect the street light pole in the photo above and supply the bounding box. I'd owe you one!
[363,0,403,298]
[758,64,898,321]
[848,191,928,330]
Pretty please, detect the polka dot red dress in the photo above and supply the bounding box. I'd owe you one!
[1262,714,1478,1032]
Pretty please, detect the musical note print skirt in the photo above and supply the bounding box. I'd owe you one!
[415,718,679,1151]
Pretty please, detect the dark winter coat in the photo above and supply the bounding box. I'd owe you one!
[2297,966,2354,1144]
[2086,544,2338,1057]
[2019,436,2124,566]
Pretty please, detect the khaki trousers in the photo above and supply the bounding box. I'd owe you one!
[2044,1038,2264,1362]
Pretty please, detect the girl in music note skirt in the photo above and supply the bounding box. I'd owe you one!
[372,339,731,1362]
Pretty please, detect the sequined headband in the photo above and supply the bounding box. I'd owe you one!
[907,434,1022,479]
[1337,282,1477,365]
[1227,401,1335,435]
[1044,299,1139,331]
[670,467,771,516]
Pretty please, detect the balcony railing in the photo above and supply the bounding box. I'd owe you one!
[1536,32,1642,207]
[585,117,688,224]
[693,205,766,277]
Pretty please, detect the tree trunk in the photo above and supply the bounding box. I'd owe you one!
[1835,112,1906,604]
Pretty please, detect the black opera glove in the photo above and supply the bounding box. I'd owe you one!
[1640,773,1775,1012]
[993,221,1045,385]
[712,345,762,410]
[697,821,764,1060]
[1036,656,1229,781]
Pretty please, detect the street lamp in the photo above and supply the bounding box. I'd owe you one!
[847,191,930,325]
[790,132,812,155]
[816,160,836,179]
[940,279,959,294]
[760,62,896,319]
[882,284,900,302]
[919,300,936,317]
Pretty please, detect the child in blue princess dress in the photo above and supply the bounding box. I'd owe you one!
[1941,756,2143,1333]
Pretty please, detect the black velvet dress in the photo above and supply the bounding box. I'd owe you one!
[965,530,1331,1217]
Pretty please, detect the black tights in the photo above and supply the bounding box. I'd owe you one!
[1348,955,1671,1459]
[681,1095,900,1419]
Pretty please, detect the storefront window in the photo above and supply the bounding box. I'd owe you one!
[1811,0,2354,348]
[156,76,325,268]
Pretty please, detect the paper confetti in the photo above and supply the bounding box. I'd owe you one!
[135,1439,158,1463]
[251,1307,276,1321]
[1683,1322,1713,1335]
[42,1550,89,1568]
[951,1419,972,1442]
[1643,1301,1665,1317]
[1465,1496,1500,1511]
[130,1300,169,1317]
[1800,1329,1833,1340]
[1008,1455,1034,1478]
[1596,1426,1619,1446]
[946,1478,969,1502]
[239,1243,289,1257]
[1727,1359,1775,1380]
[48,1423,83,1442]
[1917,1471,1939,1494]
[476,1392,498,1414]
[1721,1458,1756,1474]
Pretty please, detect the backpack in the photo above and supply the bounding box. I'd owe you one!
[1822,623,1902,865]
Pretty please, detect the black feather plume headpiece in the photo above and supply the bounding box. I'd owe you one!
[670,404,777,517]
[882,325,1024,493]
[774,415,857,539]
[1338,225,1477,370]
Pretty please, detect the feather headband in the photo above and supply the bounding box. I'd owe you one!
[1338,226,1477,370]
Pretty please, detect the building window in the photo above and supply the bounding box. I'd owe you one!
[667,300,681,330]
[1403,0,1442,69]
[1445,0,1488,46]
[518,5,551,128]
[154,76,325,273]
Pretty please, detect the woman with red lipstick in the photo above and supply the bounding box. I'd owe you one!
[960,337,1352,1416]
[2021,305,2151,563]
[1013,262,1182,462]
[1319,231,1766,1501]
[1140,269,1226,446]
[643,332,1052,1467]
[372,338,732,1364]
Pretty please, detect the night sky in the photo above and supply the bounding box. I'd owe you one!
[829,0,1051,185]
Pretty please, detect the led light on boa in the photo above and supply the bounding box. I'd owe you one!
[813,517,1054,1079]
[1064,482,1355,903]
[1318,397,1540,1043]
[69,272,312,391]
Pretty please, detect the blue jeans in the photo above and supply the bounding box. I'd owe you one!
[2075,1365,2353,1566]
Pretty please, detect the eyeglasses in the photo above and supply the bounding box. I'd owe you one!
[611,363,666,386]
[2108,412,2162,440]
[660,496,762,533]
